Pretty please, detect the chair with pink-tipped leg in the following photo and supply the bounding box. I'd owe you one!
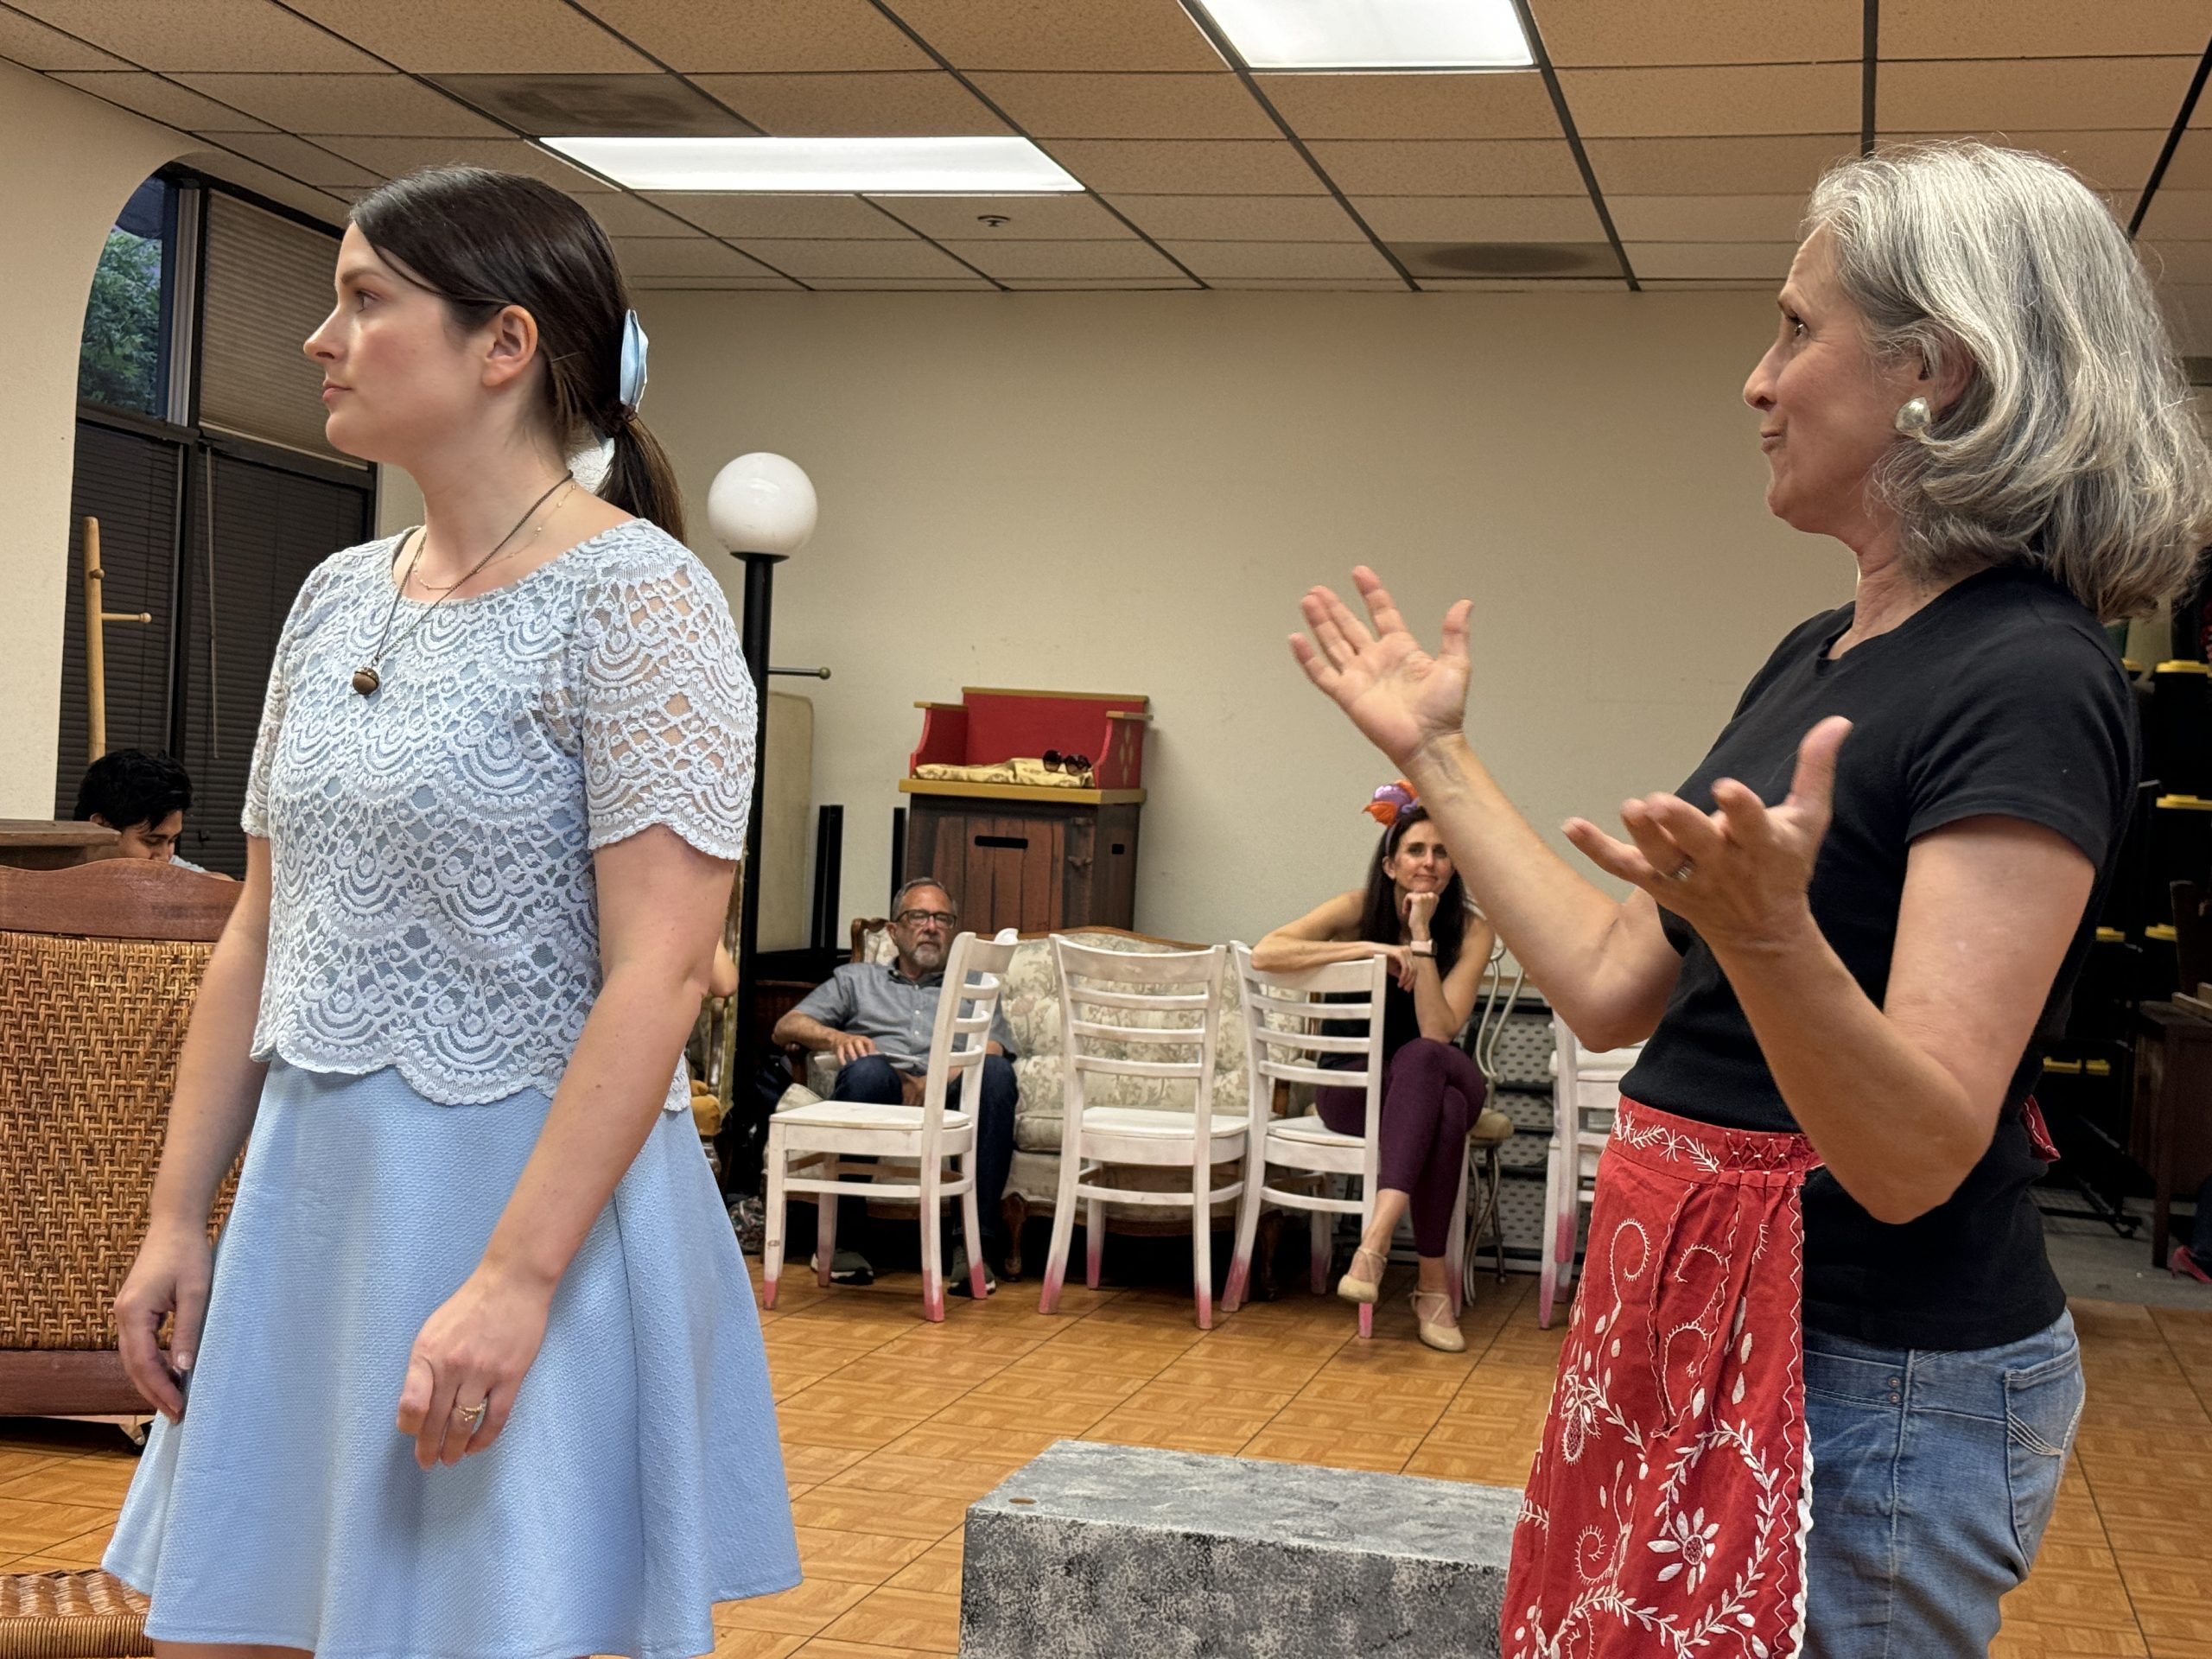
[760,929,1018,1323]
[1221,945,1394,1337]
[1036,938,1240,1329]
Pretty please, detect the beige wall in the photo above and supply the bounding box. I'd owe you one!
[638,287,1851,950]
[0,63,188,814]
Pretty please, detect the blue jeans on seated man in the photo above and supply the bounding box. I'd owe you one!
[830,1052,1018,1262]
[1803,1307,2084,1657]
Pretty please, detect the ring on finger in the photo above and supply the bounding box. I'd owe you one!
[1667,861,1695,882]
[454,1399,488,1430]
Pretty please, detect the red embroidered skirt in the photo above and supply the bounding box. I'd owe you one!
[1504,1099,1821,1659]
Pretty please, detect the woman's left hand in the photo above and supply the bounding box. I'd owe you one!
[1563,717,1850,954]
[395,1262,553,1469]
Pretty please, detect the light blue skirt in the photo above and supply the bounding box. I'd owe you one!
[105,1061,800,1659]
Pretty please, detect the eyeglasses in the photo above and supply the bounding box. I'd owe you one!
[895,908,957,928]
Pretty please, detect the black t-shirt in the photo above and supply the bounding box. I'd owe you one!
[1619,563,2136,1350]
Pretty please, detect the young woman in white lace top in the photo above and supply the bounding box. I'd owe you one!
[104,166,799,1659]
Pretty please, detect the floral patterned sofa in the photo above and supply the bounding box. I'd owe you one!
[774,925,1269,1279]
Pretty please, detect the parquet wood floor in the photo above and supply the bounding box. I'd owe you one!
[2,1270,2204,1656]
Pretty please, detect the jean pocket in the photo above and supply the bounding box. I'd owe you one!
[2003,1344,2083,1567]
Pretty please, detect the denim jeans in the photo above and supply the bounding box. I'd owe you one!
[1803,1307,2083,1657]
[830,1052,1018,1255]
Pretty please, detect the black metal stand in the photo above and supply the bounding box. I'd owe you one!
[716,550,783,1197]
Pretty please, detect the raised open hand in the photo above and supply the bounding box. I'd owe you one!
[1290,568,1471,771]
[1564,717,1851,953]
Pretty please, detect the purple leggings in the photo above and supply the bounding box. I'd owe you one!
[1316,1038,1487,1257]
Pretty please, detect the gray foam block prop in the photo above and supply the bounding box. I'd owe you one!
[960,1439,1519,1657]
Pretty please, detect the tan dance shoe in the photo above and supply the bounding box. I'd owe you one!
[1411,1289,1465,1352]
[1337,1244,1389,1305]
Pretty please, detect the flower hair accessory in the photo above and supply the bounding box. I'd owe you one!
[1363,780,1416,828]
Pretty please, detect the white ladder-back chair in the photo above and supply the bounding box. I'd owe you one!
[1037,938,1241,1329]
[761,928,1019,1323]
[1539,1014,1644,1328]
[1225,945,1418,1339]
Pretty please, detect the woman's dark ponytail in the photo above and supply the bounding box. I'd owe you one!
[349,165,685,541]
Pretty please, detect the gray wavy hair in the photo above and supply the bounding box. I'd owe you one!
[1805,142,2212,620]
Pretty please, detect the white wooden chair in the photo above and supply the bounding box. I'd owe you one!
[760,929,1018,1323]
[1539,1014,1644,1328]
[1224,944,1419,1339]
[1037,938,1241,1329]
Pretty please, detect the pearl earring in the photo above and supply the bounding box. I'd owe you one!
[1894,396,1933,435]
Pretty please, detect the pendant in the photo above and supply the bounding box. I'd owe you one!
[351,665,380,696]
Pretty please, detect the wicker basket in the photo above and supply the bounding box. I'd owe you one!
[0,1570,150,1659]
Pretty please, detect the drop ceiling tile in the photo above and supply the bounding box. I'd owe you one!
[1638,277,1779,290]
[1419,276,1626,290]
[1881,0,2211,60]
[315,136,615,190]
[1304,139,1586,196]
[1104,193,1362,239]
[648,194,910,238]
[1585,134,1859,195]
[1255,70,1560,140]
[1883,58,2199,134]
[1000,276,1199,289]
[51,71,272,132]
[1606,194,1808,241]
[806,276,999,289]
[695,72,1007,136]
[583,191,704,237]
[577,0,931,72]
[1161,239,1399,279]
[2139,190,2212,241]
[969,71,1273,139]
[213,132,379,188]
[1625,241,1796,278]
[278,0,655,74]
[629,274,803,289]
[429,72,752,137]
[1352,194,1605,241]
[1535,0,1861,67]
[1205,277,1409,290]
[1878,130,2166,194]
[2162,129,2212,191]
[9,0,385,72]
[2157,283,2212,351]
[1559,64,1859,137]
[613,237,781,277]
[728,238,978,280]
[941,239,1179,279]
[0,8,130,70]
[1040,139,1323,195]
[174,73,505,137]
[2143,243,2212,286]
[179,144,353,225]
[879,193,1133,238]
[886,0,1229,72]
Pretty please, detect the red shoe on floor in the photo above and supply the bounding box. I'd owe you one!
[2171,1244,2212,1284]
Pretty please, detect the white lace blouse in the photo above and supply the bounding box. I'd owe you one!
[243,519,755,1109]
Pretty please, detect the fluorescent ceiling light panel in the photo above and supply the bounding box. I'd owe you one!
[540,136,1084,194]
[1193,0,1533,70]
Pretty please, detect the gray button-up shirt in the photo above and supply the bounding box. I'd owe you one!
[792,961,1017,1075]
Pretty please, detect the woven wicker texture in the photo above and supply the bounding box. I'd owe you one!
[0,931,231,1350]
[0,1570,150,1658]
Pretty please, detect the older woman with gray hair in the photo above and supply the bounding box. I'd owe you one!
[1294,143,2211,1658]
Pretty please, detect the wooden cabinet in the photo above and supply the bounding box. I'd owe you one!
[900,785,1141,936]
[2131,1001,2212,1264]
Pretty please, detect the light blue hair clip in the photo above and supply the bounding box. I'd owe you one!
[617,308,649,416]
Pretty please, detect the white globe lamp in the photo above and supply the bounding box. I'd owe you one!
[709,452,817,560]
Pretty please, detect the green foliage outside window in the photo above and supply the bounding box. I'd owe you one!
[79,227,163,414]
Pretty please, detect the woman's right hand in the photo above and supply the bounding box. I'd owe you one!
[114,1219,213,1421]
[1291,568,1472,771]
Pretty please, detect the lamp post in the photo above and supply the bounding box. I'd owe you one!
[708,453,817,1192]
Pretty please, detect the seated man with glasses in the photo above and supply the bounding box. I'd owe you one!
[772,877,1018,1294]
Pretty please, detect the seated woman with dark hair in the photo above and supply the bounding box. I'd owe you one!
[1253,787,1495,1351]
